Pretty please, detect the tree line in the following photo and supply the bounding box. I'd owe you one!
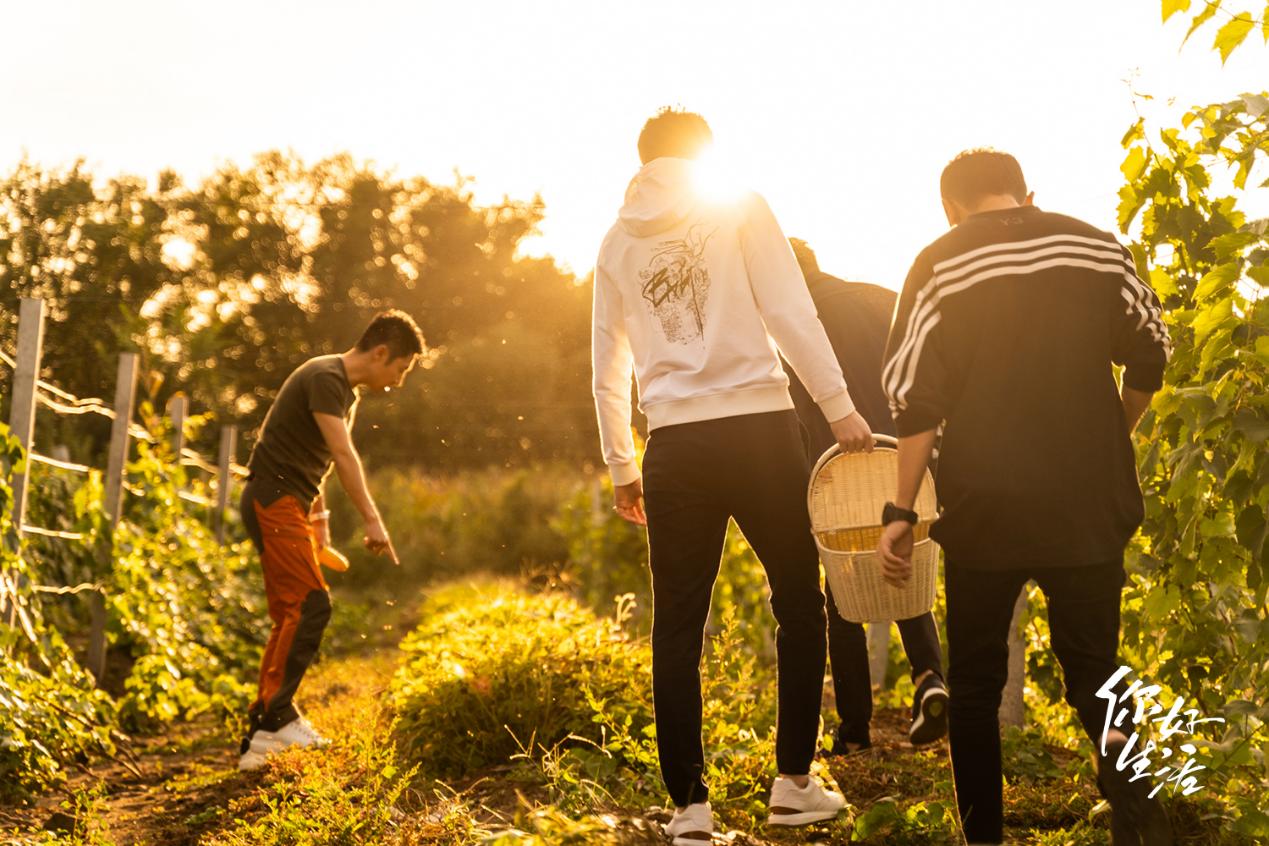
[0,152,599,471]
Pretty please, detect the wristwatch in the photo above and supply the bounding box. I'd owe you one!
[881,501,919,526]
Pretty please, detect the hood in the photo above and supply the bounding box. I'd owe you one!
[617,157,700,238]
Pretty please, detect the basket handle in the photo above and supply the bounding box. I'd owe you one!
[806,433,898,516]
[808,433,897,479]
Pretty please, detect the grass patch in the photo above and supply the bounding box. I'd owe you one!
[10,577,1256,846]
[390,581,653,782]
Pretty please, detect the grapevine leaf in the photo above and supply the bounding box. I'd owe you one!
[1162,0,1192,21]
[1213,13,1255,63]
[1182,1,1222,47]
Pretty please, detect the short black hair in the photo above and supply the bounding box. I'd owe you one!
[356,310,424,360]
[940,149,1028,207]
[789,237,819,277]
[637,107,713,164]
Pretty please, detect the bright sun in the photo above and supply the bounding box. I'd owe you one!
[691,144,749,205]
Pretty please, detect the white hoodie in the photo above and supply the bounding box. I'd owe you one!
[592,157,856,485]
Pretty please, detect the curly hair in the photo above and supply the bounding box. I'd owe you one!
[637,107,714,164]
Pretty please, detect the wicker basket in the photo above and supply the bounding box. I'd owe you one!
[808,435,939,624]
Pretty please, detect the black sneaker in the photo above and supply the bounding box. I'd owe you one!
[821,734,871,758]
[909,674,949,746]
[1099,740,1174,845]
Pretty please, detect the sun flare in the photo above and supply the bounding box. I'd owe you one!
[690,145,749,206]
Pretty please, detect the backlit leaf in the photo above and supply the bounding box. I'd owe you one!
[1194,262,1240,301]
[1213,13,1255,62]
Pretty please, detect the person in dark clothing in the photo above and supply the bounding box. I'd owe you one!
[784,238,948,754]
[877,149,1173,845]
[236,310,423,772]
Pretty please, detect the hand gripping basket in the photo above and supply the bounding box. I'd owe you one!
[808,435,940,624]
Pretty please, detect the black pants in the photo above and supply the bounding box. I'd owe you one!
[643,410,828,808]
[825,577,943,745]
[944,560,1129,844]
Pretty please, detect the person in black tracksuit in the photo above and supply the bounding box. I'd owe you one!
[784,239,948,753]
[877,150,1173,845]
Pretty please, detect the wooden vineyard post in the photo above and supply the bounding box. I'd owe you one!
[90,352,139,683]
[7,298,46,529]
[999,586,1029,727]
[167,393,188,460]
[867,622,891,690]
[214,425,237,544]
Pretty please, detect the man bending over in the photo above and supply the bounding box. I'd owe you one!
[237,309,422,771]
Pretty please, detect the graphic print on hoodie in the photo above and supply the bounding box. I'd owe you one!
[591,156,857,486]
[640,224,718,344]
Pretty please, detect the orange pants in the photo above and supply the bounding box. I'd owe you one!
[242,485,331,732]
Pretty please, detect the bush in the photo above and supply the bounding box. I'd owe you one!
[0,426,117,796]
[109,440,264,729]
[0,416,264,794]
[325,465,576,589]
[390,581,811,835]
[551,473,776,657]
[390,581,653,780]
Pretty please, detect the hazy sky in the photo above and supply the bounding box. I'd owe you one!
[3,1,1266,287]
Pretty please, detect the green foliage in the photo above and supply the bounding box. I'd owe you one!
[849,798,954,844]
[203,742,413,846]
[551,471,776,656]
[0,424,117,797]
[1117,91,1269,824]
[483,808,665,845]
[199,652,421,846]
[390,581,653,781]
[109,437,263,729]
[0,419,263,795]
[550,476,649,616]
[325,464,575,589]
[0,152,594,471]
[1162,1,1269,60]
[391,581,829,836]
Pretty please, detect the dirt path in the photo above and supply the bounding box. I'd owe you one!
[2,597,410,846]
[3,711,254,844]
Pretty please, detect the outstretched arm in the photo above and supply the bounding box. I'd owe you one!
[313,412,398,565]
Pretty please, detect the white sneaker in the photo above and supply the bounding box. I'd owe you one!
[665,801,714,845]
[237,748,269,772]
[767,775,846,826]
[250,716,331,756]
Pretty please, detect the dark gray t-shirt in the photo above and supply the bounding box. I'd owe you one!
[247,355,358,507]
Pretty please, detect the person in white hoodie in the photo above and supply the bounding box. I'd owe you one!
[591,107,873,844]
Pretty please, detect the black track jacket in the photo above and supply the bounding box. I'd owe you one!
[882,205,1171,569]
